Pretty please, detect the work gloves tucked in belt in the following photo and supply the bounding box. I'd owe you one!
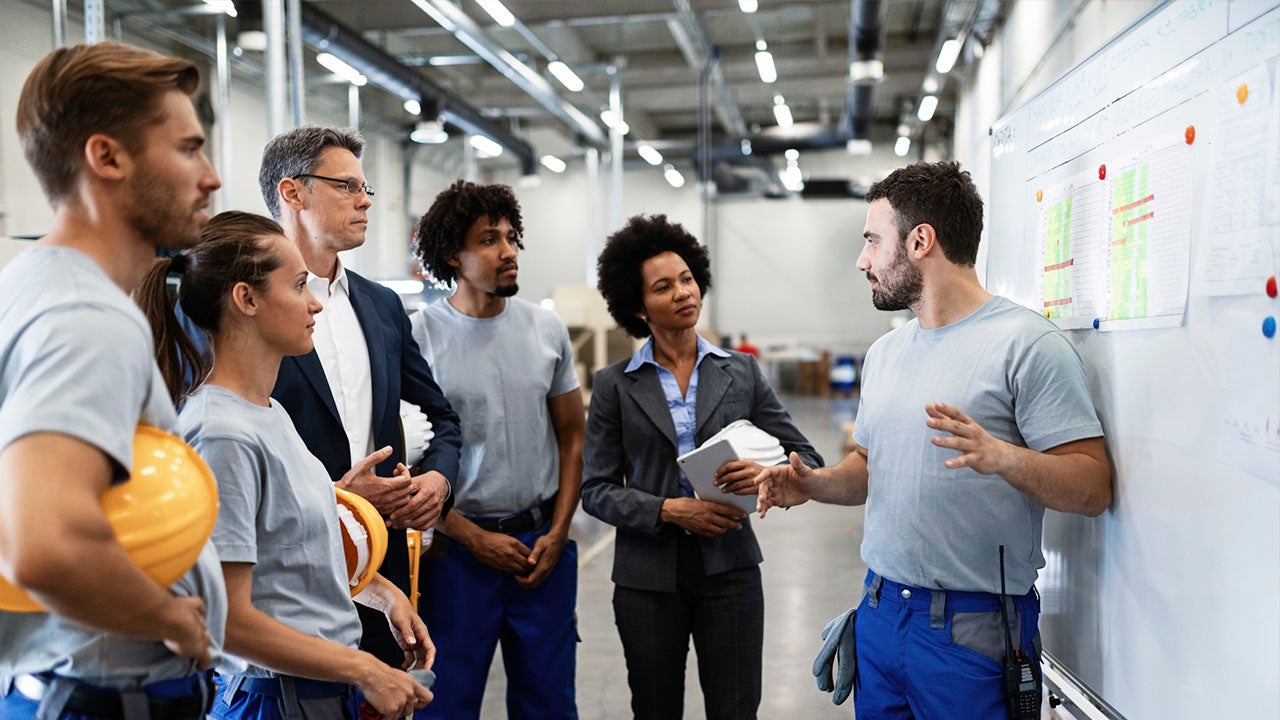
[812,607,857,705]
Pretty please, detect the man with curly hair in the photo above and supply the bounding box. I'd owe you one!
[409,180,585,719]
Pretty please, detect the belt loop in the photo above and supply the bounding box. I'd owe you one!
[119,688,151,720]
[221,674,245,707]
[866,574,883,609]
[198,672,212,714]
[1004,596,1019,643]
[279,676,302,720]
[33,677,76,720]
[0,675,11,697]
[929,590,946,629]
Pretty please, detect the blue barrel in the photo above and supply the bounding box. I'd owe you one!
[829,355,857,393]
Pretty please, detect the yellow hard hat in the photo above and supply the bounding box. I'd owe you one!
[0,424,219,613]
[335,486,387,597]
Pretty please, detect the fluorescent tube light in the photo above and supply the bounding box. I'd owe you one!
[468,134,503,158]
[663,164,686,188]
[316,53,367,86]
[773,96,793,128]
[540,155,567,173]
[755,46,777,84]
[637,144,664,166]
[475,0,515,27]
[547,61,584,92]
[917,94,938,122]
[895,136,911,156]
[935,38,962,74]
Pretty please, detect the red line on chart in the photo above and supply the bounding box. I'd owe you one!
[1112,237,1128,246]
[1124,211,1154,227]
[1043,297,1073,308]
[1043,259,1075,272]
[1111,193,1155,215]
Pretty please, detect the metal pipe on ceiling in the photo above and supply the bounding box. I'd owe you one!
[282,1,537,175]
[406,0,606,147]
[843,0,885,140]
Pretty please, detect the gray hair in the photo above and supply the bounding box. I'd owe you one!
[258,125,365,219]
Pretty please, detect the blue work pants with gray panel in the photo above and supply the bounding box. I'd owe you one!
[416,521,578,720]
[854,570,1042,720]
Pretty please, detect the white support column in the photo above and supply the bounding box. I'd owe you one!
[584,146,600,285]
[287,0,305,127]
[263,0,288,139]
[215,14,233,211]
[348,84,361,133]
[52,0,67,47]
[608,69,624,234]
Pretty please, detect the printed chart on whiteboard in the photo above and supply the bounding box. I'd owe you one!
[1031,127,1194,331]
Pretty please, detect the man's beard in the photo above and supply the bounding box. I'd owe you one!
[869,248,922,311]
[126,160,202,250]
[495,282,519,298]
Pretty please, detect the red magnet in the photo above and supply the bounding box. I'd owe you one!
[1036,189,1043,202]
[1184,125,1196,145]
[1098,164,1107,180]
[1267,275,1278,298]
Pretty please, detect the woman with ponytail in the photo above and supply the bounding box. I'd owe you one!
[137,211,434,720]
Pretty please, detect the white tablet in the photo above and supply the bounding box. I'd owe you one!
[675,439,757,514]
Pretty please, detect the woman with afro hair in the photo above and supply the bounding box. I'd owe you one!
[581,214,822,719]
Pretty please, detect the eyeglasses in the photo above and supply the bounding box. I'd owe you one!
[293,173,375,198]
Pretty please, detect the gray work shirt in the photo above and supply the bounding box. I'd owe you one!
[854,296,1103,595]
[0,245,226,686]
[410,297,579,517]
[180,385,362,677]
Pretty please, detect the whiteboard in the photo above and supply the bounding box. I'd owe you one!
[986,1,1280,717]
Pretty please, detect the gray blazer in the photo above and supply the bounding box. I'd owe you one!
[582,349,823,592]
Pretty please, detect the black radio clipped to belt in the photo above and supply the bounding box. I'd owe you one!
[999,545,1040,719]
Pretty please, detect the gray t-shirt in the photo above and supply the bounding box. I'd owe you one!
[411,297,579,517]
[854,296,1103,595]
[0,245,226,686]
[180,385,362,677]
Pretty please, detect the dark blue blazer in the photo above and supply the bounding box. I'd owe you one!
[271,270,461,584]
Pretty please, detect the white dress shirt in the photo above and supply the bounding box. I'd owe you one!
[308,261,374,467]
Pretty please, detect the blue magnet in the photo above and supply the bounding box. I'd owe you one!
[1092,318,1101,330]
[1264,316,1277,338]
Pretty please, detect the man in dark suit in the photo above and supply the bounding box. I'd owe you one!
[257,125,461,667]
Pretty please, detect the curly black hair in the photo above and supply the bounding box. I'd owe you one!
[596,214,712,339]
[412,179,525,285]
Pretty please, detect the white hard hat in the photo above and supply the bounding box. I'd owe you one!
[398,400,434,468]
[704,419,787,467]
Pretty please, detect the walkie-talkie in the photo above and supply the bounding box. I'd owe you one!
[999,545,1040,719]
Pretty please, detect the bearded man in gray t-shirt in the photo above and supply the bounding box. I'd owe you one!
[0,44,225,719]
[756,161,1111,720]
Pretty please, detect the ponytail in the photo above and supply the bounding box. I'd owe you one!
[136,256,207,404]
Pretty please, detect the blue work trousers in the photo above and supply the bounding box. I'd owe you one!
[416,524,578,720]
[854,570,1042,720]
[0,673,211,720]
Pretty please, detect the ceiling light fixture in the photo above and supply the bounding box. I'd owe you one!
[773,95,793,129]
[754,41,777,84]
[540,155,567,173]
[316,53,367,86]
[894,136,911,157]
[663,164,686,189]
[202,0,237,17]
[547,61,585,92]
[846,139,873,156]
[468,134,503,158]
[739,0,758,12]
[935,38,962,75]
[474,0,516,27]
[637,144,664,166]
[403,99,421,115]
[917,94,938,122]
[410,120,448,144]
